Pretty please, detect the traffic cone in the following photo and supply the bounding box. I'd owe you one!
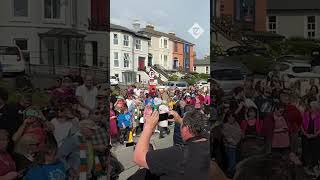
[126,130,135,147]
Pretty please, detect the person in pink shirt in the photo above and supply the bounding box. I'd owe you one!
[301,101,320,172]
[109,102,118,143]
[0,129,19,180]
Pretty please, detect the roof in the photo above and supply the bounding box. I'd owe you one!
[110,24,150,40]
[39,28,86,38]
[268,0,320,11]
[194,59,210,66]
[139,27,194,45]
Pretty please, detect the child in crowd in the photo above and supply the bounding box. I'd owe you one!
[24,139,66,180]
[222,112,243,177]
[0,129,19,180]
[117,105,132,144]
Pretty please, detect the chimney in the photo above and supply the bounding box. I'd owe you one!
[146,23,155,30]
[132,20,140,32]
[168,32,175,36]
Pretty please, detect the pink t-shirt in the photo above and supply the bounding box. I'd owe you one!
[0,152,16,176]
[272,117,290,148]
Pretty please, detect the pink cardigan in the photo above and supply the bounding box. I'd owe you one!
[302,111,320,133]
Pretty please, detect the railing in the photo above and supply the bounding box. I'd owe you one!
[26,64,108,83]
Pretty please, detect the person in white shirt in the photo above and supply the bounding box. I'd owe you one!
[50,104,79,147]
[76,75,98,117]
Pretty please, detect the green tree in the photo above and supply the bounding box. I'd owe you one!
[168,74,180,81]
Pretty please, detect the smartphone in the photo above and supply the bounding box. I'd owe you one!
[159,113,168,121]
[168,114,174,119]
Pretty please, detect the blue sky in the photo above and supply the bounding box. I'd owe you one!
[111,0,210,59]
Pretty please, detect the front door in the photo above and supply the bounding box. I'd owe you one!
[138,57,145,71]
[173,59,178,69]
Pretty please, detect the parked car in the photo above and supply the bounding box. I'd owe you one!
[163,81,188,90]
[0,46,25,75]
[195,80,208,89]
[209,68,245,96]
[110,76,119,86]
[226,46,268,57]
[273,61,320,87]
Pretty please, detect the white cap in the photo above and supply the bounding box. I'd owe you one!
[159,104,169,114]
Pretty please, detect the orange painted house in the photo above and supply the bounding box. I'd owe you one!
[168,33,195,72]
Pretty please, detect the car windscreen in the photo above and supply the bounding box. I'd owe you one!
[0,46,19,55]
[212,69,244,80]
[292,67,311,73]
[176,83,187,87]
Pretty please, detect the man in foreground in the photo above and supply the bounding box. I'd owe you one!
[133,110,210,180]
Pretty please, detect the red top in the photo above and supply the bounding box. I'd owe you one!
[240,118,263,135]
[284,105,303,133]
[0,152,16,176]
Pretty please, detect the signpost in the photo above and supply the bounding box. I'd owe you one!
[148,69,157,96]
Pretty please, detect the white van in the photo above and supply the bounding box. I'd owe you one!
[0,46,25,75]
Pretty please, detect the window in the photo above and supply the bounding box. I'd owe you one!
[164,39,168,49]
[14,39,28,50]
[135,39,141,50]
[44,0,61,19]
[164,55,168,66]
[206,66,209,74]
[185,45,189,53]
[193,66,197,71]
[14,0,28,17]
[268,16,277,33]
[114,52,119,67]
[174,42,178,52]
[92,41,98,66]
[148,40,151,47]
[160,39,163,48]
[307,16,316,39]
[123,35,129,47]
[113,34,118,45]
[124,53,129,68]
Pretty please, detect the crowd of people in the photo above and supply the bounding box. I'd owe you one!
[0,70,124,180]
[210,72,320,179]
[0,68,213,180]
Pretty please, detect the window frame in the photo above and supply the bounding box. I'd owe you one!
[113,52,119,67]
[113,34,119,45]
[307,16,316,39]
[267,16,277,33]
[123,53,130,68]
[164,39,168,49]
[13,0,29,18]
[135,39,141,50]
[123,35,130,47]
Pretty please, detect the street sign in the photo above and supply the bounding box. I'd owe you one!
[149,70,155,79]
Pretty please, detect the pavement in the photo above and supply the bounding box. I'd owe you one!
[111,126,174,180]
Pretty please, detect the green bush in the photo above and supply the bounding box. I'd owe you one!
[168,74,180,81]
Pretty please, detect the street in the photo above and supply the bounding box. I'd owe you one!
[111,126,174,180]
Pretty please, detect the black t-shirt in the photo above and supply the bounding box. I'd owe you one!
[146,138,210,180]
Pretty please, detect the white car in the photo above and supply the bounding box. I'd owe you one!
[0,46,25,75]
[196,80,208,89]
[110,76,119,86]
[274,61,320,86]
[209,68,245,96]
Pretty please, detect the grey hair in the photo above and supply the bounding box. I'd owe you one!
[183,110,208,136]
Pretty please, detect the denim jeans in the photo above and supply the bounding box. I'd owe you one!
[225,147,237,176]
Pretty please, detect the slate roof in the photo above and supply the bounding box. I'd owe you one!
[194,59,210,66]
[110,24,150,40]
[139,27,194,45]
[268,0,320,10]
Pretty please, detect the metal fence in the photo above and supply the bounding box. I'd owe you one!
[26,64,109,83]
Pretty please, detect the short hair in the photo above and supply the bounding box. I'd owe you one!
[183,110,207,136]
[184,104,195,113]
[234,154,308,180]
[0,88,8,102]
[35,136,58,164]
